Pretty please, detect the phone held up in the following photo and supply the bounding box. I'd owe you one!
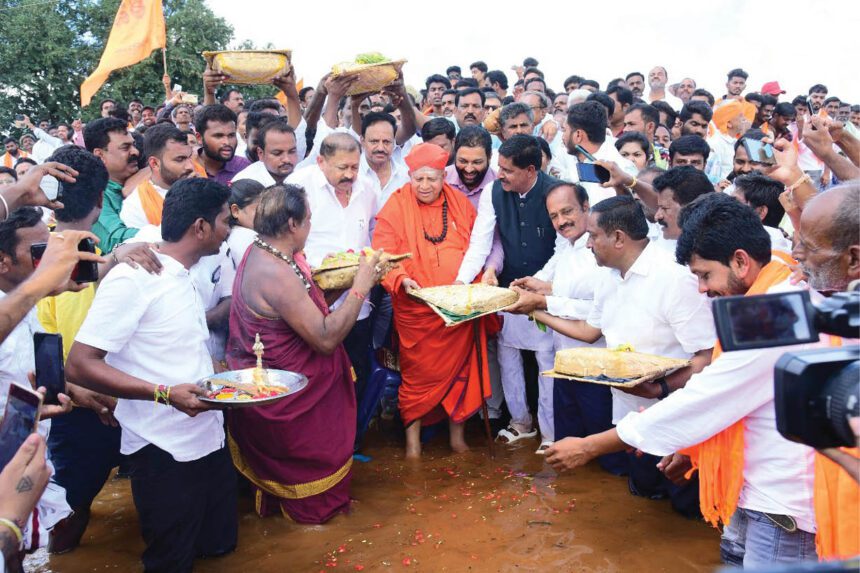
[30,237,99,284]
[573,144,611,184]
[34,333,65,406]
[0,383,43,468]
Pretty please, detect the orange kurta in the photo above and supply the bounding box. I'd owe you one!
[372,182,495,426]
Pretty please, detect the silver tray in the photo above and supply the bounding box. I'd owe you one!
[196,368,308,408]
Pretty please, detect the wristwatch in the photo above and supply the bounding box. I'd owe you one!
[656,378,670,399]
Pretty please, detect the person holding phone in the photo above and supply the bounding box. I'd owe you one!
[67,178,238,572]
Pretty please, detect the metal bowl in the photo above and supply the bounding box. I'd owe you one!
[196,368,308,408]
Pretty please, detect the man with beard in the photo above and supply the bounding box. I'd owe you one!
[1,137,28,169]
[192,105,250,184]
[455,88,486,129]
[679,101,713,138]
[438,126,506,424]
[652,166,714,252]
[769,103,796,140]
[545,193,820,567]
[708,101,755,179]
[807,84,828,113]
[424,74,451,117]
[121,124,195,229]
[358,112,409,207]
[232,118,298,187]
[625,72,645,99]
[791,184,860,561]
[85,117,141,252]
[646,67,683,111]
[560,102,637,204]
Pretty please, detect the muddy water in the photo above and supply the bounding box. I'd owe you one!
[37,425,720,572]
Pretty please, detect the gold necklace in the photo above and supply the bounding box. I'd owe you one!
[253,237,311,291]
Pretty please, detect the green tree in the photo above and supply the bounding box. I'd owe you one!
[0,0,234,127]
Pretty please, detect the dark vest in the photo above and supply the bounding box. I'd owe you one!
[492,171,559,287]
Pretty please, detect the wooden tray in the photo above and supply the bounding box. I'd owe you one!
[331,60,407,96]
[541,362,689,388]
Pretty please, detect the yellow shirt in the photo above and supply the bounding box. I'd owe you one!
[36,238,100,360]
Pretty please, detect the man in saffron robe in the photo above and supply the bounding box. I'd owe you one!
[372,143,496,458]
[226,184,385,523]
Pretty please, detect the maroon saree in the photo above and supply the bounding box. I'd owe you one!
[226,249,356,524]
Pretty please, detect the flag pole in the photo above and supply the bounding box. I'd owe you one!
[161,47,168,76]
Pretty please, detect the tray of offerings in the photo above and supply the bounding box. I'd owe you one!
[197,369,307,407]
[542,345,691,388]
[410,284,519,327]
[196,333,307,407]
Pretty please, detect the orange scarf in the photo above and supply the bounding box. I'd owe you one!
[813,335,859,560]
[680,258,793,528]
[191,157,208,178]
[137,179,165,226]
[2,150,27,168]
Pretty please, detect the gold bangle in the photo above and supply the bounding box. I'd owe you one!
[0,517,23,544]
[787,173,812,192]
[625,176,638,191]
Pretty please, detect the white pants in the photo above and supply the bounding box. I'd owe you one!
[498,343,555,441]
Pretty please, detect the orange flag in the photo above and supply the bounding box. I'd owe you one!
[80,0,167,107]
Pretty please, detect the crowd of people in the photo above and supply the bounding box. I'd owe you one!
[0,55,857,572]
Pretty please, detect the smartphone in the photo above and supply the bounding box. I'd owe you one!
[0,384,43,469]
[34,333,65,406]
[30,238,99,284]
[806,99,815,117]
[173,84,183,93]
[576,162,611,184]
[39,174,63,202]
[13,114,25,129]
[743,139,776,165]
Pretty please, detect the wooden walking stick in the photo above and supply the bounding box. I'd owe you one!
[473,319,495,459]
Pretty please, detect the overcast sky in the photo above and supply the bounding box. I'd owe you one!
[206,0,859,102]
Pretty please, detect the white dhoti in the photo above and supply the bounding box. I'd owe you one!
[497,313,555,441]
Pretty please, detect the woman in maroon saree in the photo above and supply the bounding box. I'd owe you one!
[225,184,385,524]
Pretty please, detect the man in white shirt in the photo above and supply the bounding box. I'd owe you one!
[555,101,637,204]
[652,166,714,254]
[733,173,792,253]
[506,182,625,470]
[21,115,71,164]
[358,112,410,208]
[546,194,820,567]
[232,118,299,187]
[708,100,754,180]
[66,178,237,572]
[646,67,684,112]
[120,124,195,229]
[534,195,715,517]
[286,133,378,410]
[456,135,561,449]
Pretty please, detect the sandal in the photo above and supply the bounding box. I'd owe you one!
[535,441,553,455]
[496,426,537,444]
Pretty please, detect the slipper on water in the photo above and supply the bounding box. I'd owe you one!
[496,426,537,445]
[535,441,553,455]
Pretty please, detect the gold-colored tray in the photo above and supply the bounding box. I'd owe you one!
[203,50,292,85]
[331,60,407,96]
[311,252,411,290]
[410,285,519,327]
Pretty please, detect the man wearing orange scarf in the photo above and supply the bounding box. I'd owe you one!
[372,143,495,458]
[545,194,821,567]
[120,124,194,229]
[792,184,859,561]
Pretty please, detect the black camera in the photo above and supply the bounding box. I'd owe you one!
[712,288,859,449]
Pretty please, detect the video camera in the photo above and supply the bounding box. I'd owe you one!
[712,287,859,449]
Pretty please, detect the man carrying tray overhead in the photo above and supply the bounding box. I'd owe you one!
[372,143,497,459]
